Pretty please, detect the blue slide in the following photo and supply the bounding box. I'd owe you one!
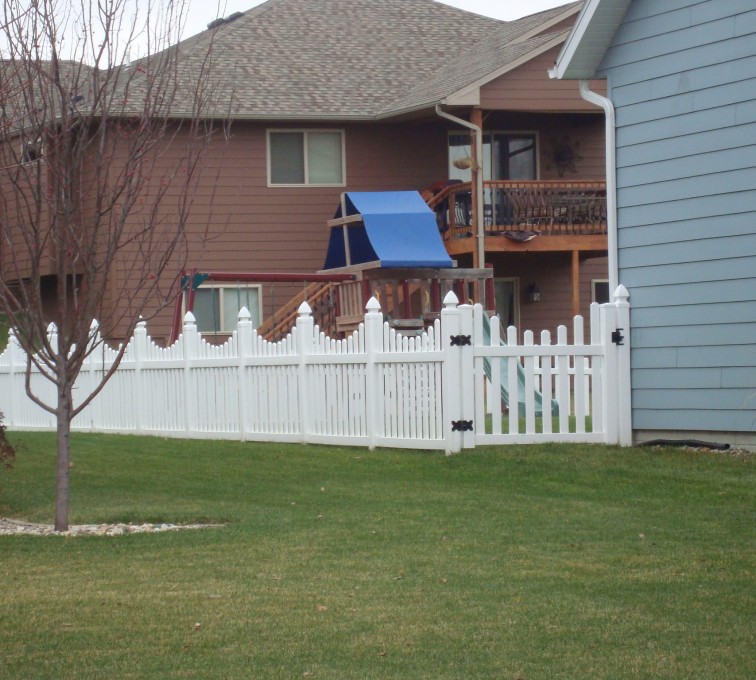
[480,313,559,419]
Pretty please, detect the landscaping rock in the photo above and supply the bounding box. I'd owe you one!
[0,517,224,537]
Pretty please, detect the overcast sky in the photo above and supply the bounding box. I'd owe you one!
[1,1,576,62]
[181,1,575,39]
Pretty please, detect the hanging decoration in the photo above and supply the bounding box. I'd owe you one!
[547,135,582,177]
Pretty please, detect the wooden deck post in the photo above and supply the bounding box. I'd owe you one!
[470,107,483,271]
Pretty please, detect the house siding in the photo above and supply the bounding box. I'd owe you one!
[598,0,756,440]
[127,114,607,343]
[481,47,608,112]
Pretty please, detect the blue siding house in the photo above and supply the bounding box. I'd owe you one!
[552,0,755,447]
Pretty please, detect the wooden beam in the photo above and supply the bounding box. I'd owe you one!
[470,107,484,271]
[444,234,608,256]
[326,214,363,228]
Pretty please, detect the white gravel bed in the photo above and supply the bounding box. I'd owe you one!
[0,517,224,537]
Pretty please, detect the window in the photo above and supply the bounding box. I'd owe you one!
[592,279,610,304]
[21,137,43,164]
[449,132,537,182]
[188,285,262,334]
[268,130,344,186]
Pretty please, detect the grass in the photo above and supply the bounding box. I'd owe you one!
[0,433,753,679]
[486,413,593,433]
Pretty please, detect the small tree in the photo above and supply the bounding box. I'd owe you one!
[0,0,222,530]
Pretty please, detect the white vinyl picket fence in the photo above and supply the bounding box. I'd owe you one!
[0,288,632,452]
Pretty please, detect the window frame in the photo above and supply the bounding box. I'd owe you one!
[184,283,263,335]
[267,129,346,187]
[20,136,44,164]
[591,279,610,305]
[448,130,540,182]
[494,277,521,332]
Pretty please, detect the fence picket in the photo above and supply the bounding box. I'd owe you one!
[541,330,553,435]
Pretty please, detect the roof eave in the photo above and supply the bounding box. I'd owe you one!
[550,0,632,80]
[509,2,583,45]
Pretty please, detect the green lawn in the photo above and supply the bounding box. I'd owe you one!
[1,433,753,679]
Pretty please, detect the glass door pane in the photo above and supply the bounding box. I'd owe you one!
[494,278,519,330]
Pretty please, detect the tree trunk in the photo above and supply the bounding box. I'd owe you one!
[54,381,73,532]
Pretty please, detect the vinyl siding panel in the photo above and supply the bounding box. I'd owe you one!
[480,47,607,112]
[631,301,756,328]
[599,0,756,438]
[617,213,752,247]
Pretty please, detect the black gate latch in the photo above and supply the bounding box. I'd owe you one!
[450,335,471,347]
[611,329,625,346]
[451,420,474,432]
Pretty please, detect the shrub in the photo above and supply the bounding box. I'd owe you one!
[0,411,15,474]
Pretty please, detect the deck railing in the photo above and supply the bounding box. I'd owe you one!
[427,180,607,240]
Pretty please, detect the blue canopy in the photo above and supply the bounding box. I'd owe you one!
[323,191,453,269]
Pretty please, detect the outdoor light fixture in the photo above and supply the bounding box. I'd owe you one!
[528,284,541,303]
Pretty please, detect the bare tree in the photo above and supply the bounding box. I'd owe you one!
[0,0,221,530]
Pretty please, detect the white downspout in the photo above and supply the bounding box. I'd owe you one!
[435,104,485,269]
[578,80,618,294]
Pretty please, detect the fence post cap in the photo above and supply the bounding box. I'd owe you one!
[136,316,147,330]
[46,322,57,334]
[237,306,251,322]
[443,291,459,307]
[297,301,312,316]
[613,284,629,303]
[183,311,196,327]
[365,296,381,313]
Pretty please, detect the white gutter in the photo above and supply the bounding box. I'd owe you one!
[435,104,485,269]
[578,80,618,293]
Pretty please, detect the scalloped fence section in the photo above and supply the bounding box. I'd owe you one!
[0,290,631,453]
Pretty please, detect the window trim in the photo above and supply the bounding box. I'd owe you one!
[184,283,263,335]
[267,129,346,187]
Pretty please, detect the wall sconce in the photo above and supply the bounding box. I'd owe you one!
[527,284,541,303]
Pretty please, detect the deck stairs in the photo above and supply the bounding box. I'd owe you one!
[257,281,339,341]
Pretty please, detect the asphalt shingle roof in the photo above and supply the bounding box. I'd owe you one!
[157,0,581,119]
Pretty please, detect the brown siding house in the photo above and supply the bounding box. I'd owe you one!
[3,0,609,344]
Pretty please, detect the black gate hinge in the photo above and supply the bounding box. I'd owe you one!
[611,328,625,346]
[451,420,474,432]
[450,335,471,347]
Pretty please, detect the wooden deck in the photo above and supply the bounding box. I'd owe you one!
[427,180,608,255]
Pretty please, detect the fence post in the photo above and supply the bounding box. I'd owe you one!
[236,307,252,441]
[296,301,314,443]
[441,292,462,455]
[600,284,632,446]
[182,312,199,436]
[5,329,19,427]
[600,300,618,445]
[46,322,58,429]
[458,303,476,449]
[133,318,147,434]
[613,285,632,446]
[364,296,383,451]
